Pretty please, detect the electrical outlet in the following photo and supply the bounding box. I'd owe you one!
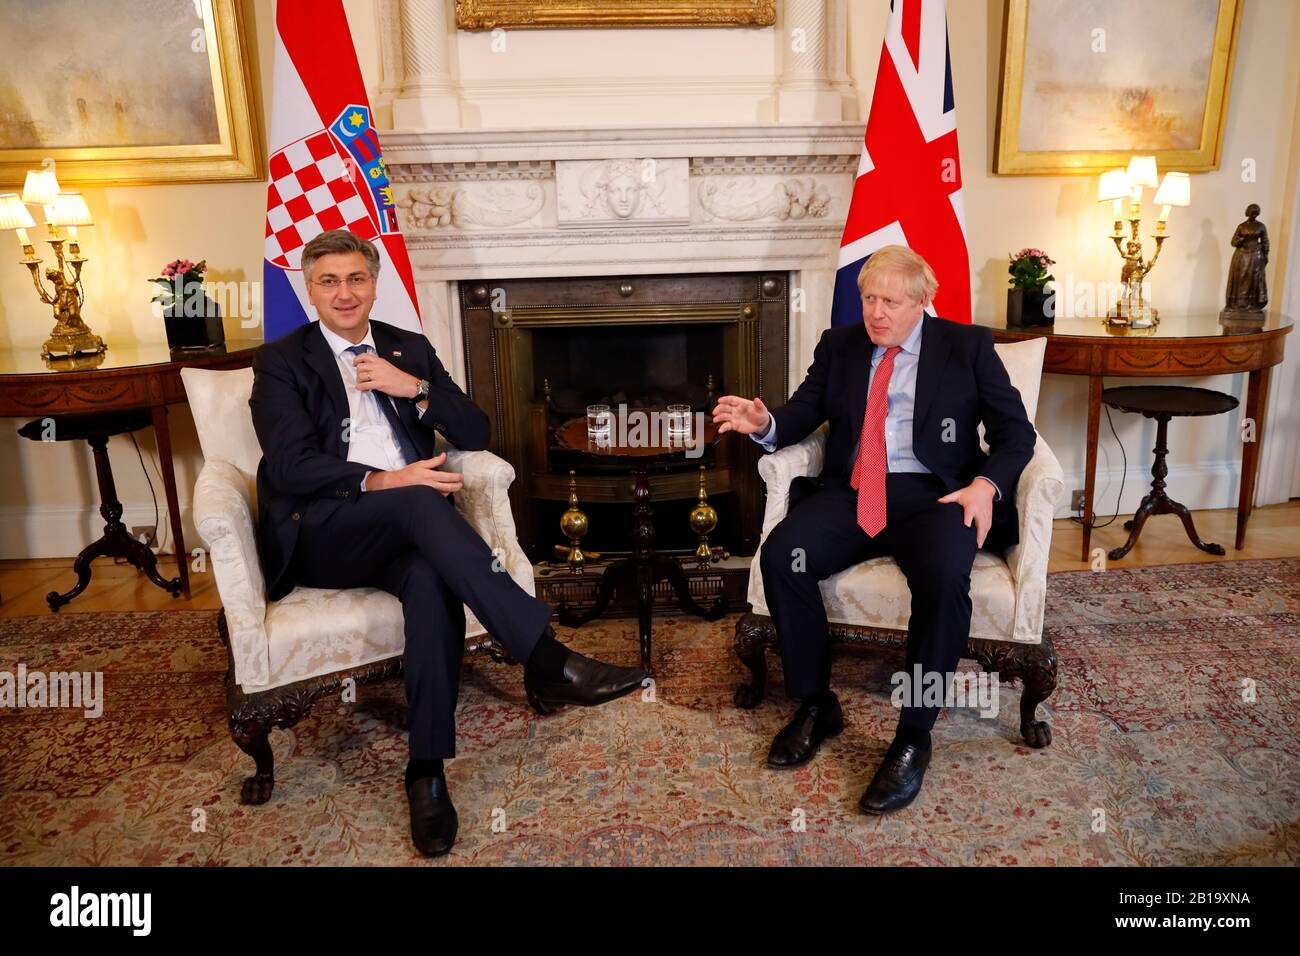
[131,525,157,548]
[1070,490,1085,512]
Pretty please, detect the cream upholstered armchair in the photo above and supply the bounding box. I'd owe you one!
[734,337,1065,748]
[180,366,536,804]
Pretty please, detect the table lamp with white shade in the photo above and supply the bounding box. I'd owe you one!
[1125,155,1159,194]
[0,193,37,255]
[1153,172,1191,234]
[1100,155,1192,327]
[8,182,106,359]
[1097,167,1130,236]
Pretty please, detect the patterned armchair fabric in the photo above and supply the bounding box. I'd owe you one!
[181,366,536,693]
[744,337,1064,645]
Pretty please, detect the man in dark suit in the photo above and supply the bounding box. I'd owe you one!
[250,229,646,857]
[713,245,1036,814]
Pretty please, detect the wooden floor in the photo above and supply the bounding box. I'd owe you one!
[2,501,1298,618]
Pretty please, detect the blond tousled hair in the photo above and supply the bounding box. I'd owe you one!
[856,245,938,305]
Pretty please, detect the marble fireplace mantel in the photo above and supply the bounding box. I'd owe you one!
[384,121,865,392]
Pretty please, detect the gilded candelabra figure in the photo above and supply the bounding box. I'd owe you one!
[31,230,105,359]
[5,185,106,359]
[1098,159,1189,328]
[1110,234,1164,325]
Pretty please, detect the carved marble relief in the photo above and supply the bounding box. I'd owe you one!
[556,158,690,226]
[697,177,832,223]
[397,181,546,230]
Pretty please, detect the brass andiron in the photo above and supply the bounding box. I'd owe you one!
[554,470,600,573]
[689,466,729,568]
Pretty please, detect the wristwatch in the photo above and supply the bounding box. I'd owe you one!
[412,378,430,403]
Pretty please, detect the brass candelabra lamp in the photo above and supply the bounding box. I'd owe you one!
[0,169,106,359]
[1096,157,1190,328]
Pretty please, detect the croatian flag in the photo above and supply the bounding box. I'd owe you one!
[830,0,970,327]
[262,0,421,340]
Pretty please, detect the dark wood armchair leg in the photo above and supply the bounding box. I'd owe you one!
[230,716,276,805]
[733,612,776,708]
[970,634,1057,748]
[221,607,408,806]
[1016,638,1058,748]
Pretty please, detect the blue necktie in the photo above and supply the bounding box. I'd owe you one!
[345,344,422,465]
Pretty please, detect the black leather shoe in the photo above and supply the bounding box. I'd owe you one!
[858,739,932,814]
[406,775,458,857]
[524,650,648,714]
[766,693,843,768]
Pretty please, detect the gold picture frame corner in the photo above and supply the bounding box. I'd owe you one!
[993,0,1239,176]
[0,0,262,188]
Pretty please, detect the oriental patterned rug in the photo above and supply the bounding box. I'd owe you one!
[2,558,1297,866]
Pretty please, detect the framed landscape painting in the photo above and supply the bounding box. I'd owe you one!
[0,0,261,186]
[994,0,1240,174]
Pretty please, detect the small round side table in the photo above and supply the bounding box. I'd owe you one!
[1100,385,1240,561]
[17,410,183,610]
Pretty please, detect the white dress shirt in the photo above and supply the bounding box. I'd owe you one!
[317,322,410,480]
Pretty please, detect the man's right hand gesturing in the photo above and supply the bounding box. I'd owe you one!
[712,395,771,436]
[365,452,464,495]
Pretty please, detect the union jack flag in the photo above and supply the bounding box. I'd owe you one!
[831,0,970,326]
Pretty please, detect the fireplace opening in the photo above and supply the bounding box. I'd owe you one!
[460,271,789,587]
[533,322,724,419]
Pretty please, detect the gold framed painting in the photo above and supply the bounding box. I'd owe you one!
[0,0,261,187]
[994,0,1241,175]
[455,0,776,30]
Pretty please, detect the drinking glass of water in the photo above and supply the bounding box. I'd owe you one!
[666,403,692,439]
[587,404,612,442]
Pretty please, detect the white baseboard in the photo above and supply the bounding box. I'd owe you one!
[0,458,1246,561]
[1054,459,1243,521]
[0,503,196,561]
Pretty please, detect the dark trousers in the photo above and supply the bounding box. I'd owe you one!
[290,485,552,760]
[759,473,978,733]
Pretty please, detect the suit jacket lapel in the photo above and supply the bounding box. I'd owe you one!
[302,322,350,427]
[913,314,951,436]
[847,326,873,442]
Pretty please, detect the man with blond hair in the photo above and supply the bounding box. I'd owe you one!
[713,245,1035,813]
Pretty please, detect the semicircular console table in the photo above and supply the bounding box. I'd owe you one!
[984,313,1292,560]
[0,341,261,602]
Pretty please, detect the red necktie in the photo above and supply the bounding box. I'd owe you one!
[850,345,901,537]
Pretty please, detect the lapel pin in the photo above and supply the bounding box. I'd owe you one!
[392,350,402,357]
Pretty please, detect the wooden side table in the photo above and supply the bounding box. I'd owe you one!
[1100,385,1240,560]
[551,414,728,673]
[0,340,261,599]
[985,313,1292,560]
[17,410,182,609]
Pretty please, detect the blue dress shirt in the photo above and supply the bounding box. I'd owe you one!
[752,319,1002,499]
